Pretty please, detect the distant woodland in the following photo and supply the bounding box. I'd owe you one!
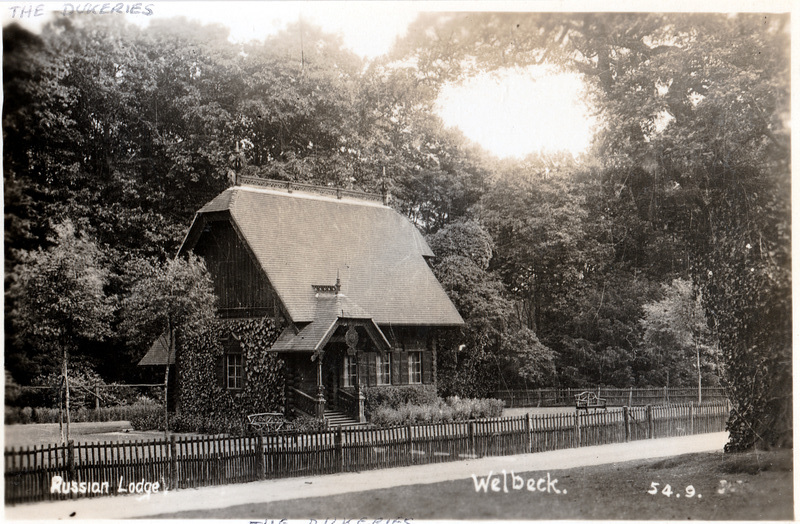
[3,13,790,450]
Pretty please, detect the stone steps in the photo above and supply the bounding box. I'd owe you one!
[324,409,365,428]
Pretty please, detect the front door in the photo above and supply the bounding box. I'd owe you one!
[322,347,340,410]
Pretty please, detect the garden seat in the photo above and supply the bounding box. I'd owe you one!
[575,391,607,412]
[247,412,285,434]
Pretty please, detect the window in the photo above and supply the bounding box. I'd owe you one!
[376,353,391,385]
[343,355,358,388]
[408,352,422,384]
[226,353,243,390]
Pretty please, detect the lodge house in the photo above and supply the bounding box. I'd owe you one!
[141,177,464,426]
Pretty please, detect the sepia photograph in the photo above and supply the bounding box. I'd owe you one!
[2,1,794,521]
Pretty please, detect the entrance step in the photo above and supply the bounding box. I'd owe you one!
[324,409,366,428]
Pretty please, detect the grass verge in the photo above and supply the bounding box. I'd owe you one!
[149,449,792,520]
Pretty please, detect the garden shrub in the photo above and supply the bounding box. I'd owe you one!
[129,410,249,435]
[5,401,163,425]
[283,414,328,433]
[129,408,164,431]
[363,384,438,413]
[369,396,504,426]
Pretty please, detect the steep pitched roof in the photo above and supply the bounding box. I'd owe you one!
[180,184,464,327]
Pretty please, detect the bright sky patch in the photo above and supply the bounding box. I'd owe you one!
[436,66,597,159]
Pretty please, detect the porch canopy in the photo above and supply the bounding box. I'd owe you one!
[269,291,392,358]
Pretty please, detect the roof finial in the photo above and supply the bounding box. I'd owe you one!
[335,269,341,294]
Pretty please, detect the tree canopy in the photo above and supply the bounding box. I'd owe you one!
[4,12,790,451]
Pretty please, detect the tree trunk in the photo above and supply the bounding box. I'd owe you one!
[164,325,173,438]
[163,361,170,438]
[59,371,64,444]
[696,341,702,405]
[63,346,70,444]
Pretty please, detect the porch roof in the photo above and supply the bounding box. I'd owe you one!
[269,293,391,354]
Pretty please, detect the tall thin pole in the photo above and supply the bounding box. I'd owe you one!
[63,346,70,443]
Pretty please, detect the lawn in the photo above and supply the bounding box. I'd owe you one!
[150,449,793,520]
[3,421,194,448]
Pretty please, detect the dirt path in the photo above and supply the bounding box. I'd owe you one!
[6,432,728,520]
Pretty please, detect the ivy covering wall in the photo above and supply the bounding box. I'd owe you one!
[177,317,284,433]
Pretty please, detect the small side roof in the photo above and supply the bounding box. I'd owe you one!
[137,335,174,366]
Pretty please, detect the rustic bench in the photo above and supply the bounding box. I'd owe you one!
[575,391,607,412]
[247,412,286,434]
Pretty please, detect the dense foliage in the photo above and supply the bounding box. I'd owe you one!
[4,13,789,450]
[176,318,284,434]
[397,12,789,450]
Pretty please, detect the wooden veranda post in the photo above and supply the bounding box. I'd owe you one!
[315,357,325,419]
[357,389,366,423]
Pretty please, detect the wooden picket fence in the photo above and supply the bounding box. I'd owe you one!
[5,401,729,505]
[493,387,727,408]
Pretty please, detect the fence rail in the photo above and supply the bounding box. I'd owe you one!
[493,387,727,408]
[5,401,729,505]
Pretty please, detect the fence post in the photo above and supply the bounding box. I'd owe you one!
[629,387,633,407]
[336,426,344,472]
[524,413,532,453]
[67,440,76,480]
[170,434,178,490]
[689,402,694,435]
[623,406,630,442]
[574,412,581,447]
[468,421,476,458]
[257,434,265,479]
[406,425,414,464]
[646,405,653,439]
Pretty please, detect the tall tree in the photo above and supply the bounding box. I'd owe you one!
[121,254,217,435]
[395,12,790,451]
[8,220,114,441]
[641,278,720,399]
